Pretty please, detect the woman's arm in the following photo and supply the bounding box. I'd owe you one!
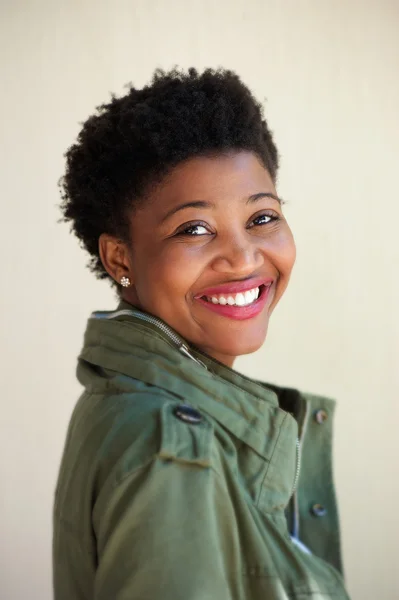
[93,456,237,600]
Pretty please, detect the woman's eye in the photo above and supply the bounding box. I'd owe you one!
[250,213,278,227]
[178,223,210,236]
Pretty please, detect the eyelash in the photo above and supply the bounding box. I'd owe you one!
[249,213,279,228]
[176,212,279,237]
[177,221,210,236]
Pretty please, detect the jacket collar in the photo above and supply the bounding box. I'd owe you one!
[78,300,299,459]
[106,299,283,406]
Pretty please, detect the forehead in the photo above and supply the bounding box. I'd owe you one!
[148,151,275,204]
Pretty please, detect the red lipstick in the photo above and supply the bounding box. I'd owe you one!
[195,277,273,298]
[194,277,274,321]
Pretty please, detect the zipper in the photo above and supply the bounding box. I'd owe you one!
[290,437,301,500]
[290,399,310,538]
[93,308,208,369]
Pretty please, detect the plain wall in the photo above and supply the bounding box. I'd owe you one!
[1,1,398,598]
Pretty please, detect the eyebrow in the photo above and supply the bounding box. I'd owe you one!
[160,192,283,223]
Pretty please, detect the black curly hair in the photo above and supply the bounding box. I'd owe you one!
[60,67,280,286]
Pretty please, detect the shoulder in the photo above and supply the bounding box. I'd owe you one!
[66,385,215,492]
[54,385,220,552]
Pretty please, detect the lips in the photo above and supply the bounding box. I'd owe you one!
[194,277,274,321]
[194,277,274,298]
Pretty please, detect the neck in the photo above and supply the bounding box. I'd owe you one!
[119,295,238,369]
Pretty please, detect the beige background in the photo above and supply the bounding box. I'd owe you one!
[1,1,398,598]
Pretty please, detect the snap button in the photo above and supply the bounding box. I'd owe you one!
[311,503,327,517]
[314,409,328,424]
[173,404,202,425]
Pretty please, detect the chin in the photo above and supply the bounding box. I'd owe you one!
[231,340,265,357]
[208,330,268,361]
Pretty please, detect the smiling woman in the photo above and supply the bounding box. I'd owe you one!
[99,151,296,365]
[54,68,350,599]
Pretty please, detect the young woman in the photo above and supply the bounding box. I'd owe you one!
[53,67,350,599]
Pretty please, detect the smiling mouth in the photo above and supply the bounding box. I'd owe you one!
[200,284,269,307]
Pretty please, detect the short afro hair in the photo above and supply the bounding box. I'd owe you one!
[60,67,280,285]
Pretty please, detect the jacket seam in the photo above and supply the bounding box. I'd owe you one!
[255,412,290,509]
[113,450,223,490]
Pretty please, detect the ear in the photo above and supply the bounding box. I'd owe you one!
[98,234,133,286]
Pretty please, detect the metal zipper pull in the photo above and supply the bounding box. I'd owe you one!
[178,343,208,369]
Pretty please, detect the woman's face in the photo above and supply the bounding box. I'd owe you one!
[120,151,296,366]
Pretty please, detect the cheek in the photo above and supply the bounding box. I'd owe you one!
[264,231,295,313]
[271,228,296,276]
[133,242,204,303]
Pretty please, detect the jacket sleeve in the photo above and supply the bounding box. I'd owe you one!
[93,456,237,600]
[92,400,239,600]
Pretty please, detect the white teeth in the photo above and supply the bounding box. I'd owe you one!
[244,290,253,304]
[235,293,245,306]
[205,287,261,306]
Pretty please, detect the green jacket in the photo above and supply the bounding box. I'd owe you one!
[53,301,350,599]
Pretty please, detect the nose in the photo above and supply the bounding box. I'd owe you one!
[210,232,264,276]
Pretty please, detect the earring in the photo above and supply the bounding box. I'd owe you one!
[120,276,131,288]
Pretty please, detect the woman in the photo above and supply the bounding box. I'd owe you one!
[53,68,350,599]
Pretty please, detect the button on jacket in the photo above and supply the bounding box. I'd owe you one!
[53,301,350,599]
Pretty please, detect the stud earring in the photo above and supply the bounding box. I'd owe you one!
[120,276,131,288]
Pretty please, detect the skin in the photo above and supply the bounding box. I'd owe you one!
[99,151,296,367]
